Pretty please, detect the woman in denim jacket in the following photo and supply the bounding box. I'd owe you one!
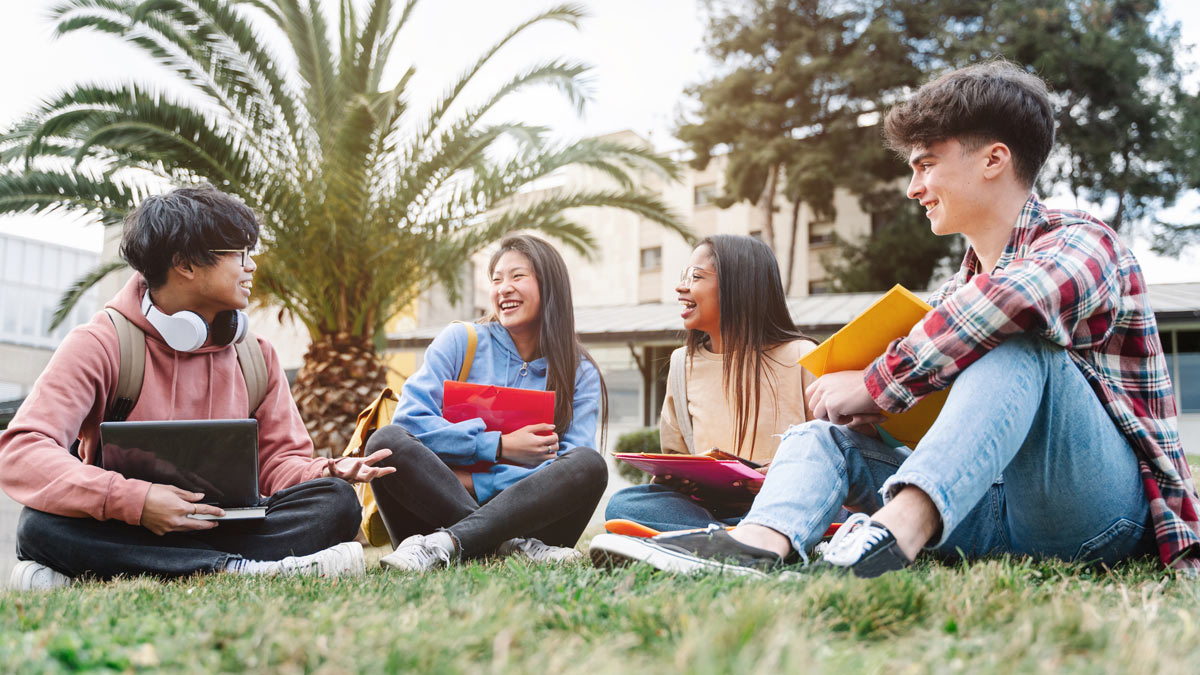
[368,234,608,572]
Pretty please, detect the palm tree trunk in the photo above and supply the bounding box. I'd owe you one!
[292,332,388,457]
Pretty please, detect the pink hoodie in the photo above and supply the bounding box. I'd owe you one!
[0,275,327,526]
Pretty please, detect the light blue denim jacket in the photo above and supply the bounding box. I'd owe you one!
[393,321,601,503]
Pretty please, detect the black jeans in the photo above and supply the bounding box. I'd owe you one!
[365,425,608,558]
[16,477,361,579]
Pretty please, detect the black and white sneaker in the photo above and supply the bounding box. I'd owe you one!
[813,513,911,578]
[589,524,782,577]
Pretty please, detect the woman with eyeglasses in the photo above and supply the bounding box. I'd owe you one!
[365,234,609,573]
[605,234,819,533]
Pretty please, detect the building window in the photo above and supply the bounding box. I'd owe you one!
[694,184,718,207]
[1166,329,1200,413]
[808,280,833,295]
[809,231,835,247]
[0,381,21,401]
[639,246,662,272]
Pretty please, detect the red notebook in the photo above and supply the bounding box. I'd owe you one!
[442,381,555,434]
[614,452,763,496]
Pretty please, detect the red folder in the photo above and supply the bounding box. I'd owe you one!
[442,381,555,433]
[614,453,763,496]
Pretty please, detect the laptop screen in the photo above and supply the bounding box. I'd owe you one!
[99,419,260,508]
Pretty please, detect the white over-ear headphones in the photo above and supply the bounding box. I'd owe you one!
[141,292,248,352]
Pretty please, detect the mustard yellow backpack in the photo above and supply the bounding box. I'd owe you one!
[342,321,477,547]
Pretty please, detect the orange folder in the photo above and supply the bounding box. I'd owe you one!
[799,284,950,446]
[442,381,554,434]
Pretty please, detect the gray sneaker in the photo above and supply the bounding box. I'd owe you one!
[497,537,583,564]
[277,542,366,578]
[9,560,73,591]
[379,532,457,573]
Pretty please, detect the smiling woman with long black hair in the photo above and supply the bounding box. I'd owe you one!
[365,234,608,572]
[605,234,818,533]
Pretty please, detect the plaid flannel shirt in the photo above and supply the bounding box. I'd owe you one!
[864,195,1199,571]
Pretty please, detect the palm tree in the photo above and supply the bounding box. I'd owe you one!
[0,0,686,454]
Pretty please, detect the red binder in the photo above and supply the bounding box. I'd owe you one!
[442,381,555,433]
[614,453,763,496]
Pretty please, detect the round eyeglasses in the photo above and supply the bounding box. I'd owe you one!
[678,265,714,289]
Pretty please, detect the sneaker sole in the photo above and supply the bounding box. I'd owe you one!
[588,534,767,578]
[8,560,72,591]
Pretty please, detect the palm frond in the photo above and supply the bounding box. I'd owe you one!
[0,169,147,226]
[50,259,128,330]
[371,0,418,93]
[9,0,688,345]
[139,0,307,139]
[483,189,689,252]
[18,83,266,187]
[344,0,392,96]
[413,3,587,151]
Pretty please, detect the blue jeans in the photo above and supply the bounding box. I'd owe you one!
[605,484,747,532]
[743,334,1155,566]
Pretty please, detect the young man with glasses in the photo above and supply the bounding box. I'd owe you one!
[591,61,1198,577]
[1,184,394,589]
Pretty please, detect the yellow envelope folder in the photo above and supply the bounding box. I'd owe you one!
[799,284,950,447]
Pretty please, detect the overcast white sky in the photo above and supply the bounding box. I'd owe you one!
[0,0,1197,281]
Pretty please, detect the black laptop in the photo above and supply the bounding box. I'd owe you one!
[98,419,266,520]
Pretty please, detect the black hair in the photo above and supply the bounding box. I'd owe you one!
[485,234,608,449]
[884,59,1055,188]
[686,234,815,456]
[120,184,259,288]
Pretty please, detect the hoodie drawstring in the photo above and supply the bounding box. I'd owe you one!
[206,353,214,419]
[169,350,179,419]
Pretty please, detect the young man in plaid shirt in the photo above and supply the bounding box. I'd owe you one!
[590,60,1199,577]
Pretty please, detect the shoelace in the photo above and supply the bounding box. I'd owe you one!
[400,539,452,569]
[821,513,890,566]
[516,538,548,556]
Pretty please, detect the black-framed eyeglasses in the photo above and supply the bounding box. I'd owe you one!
[209,246,259,266]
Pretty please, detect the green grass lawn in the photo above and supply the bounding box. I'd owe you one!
[8,459,1200,673]
[3,551,1198,674]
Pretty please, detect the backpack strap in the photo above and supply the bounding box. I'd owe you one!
[234,335,269,417]
[104,308,145,422]
[452,320,477,383]
[669,347,696,455]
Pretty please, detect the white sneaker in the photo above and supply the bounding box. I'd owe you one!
[379,532,457,573]
[9,560,73,591]
[497,537,584,564]
[277,542,366,578]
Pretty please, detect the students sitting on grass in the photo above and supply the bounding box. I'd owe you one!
[1,185,393,590]
[605,234,819,532]
[590,60,1199,576]
[365,234,608,573]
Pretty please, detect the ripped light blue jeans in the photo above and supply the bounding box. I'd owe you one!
[742,334,1155,566]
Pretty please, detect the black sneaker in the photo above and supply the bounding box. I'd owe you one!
[589,524,782,577]
[813,513,911,578]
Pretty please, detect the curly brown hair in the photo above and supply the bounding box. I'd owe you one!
[883,60,1055,187]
